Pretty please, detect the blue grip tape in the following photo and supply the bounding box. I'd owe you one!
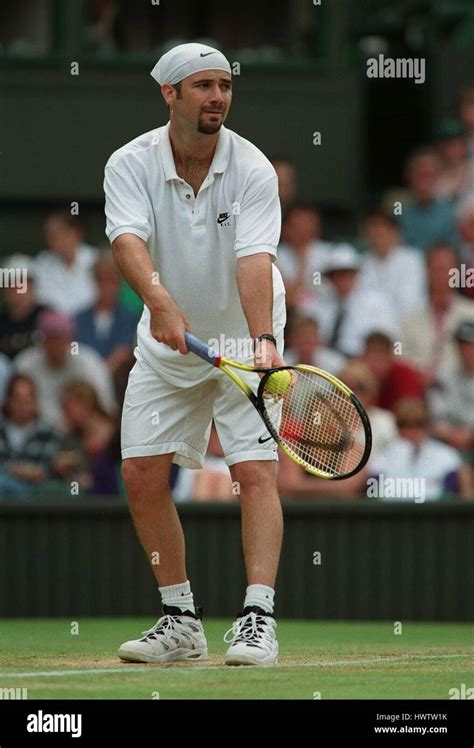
[184,332,219,365]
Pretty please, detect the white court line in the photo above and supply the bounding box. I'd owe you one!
[0,653,471,678]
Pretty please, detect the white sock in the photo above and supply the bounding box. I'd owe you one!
[159,580,195,614]
[244,584,275,614]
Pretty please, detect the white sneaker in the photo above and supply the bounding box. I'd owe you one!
[224,606,278,666]
[118,605,208,663]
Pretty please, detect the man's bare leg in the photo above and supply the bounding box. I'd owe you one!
[118,453,208,663]
[121,453,187,586]
[224,459,282,666]
[229,459,283,587]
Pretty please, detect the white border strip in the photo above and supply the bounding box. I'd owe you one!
[0,653,471,678]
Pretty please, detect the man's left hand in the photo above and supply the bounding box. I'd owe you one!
[254,339,285,374]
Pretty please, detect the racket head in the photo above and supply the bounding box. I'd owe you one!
[257,365,372,480]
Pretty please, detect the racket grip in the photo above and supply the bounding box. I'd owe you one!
[184,332,219,365]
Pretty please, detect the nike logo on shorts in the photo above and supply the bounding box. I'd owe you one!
[258,434,273,444]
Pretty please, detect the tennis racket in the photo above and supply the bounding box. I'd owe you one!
[184,332,372,480]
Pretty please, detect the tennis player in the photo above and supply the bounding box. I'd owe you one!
[104,42,287,666]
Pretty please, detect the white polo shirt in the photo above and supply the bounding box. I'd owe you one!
[104,122,285,379]
[369,437,462,501]
[358,245,426,320]
[35,244,98,315]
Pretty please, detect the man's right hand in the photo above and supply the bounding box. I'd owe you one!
[149,294,190,354]
[110,235,191,354]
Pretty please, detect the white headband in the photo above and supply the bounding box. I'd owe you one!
[150,43,231,86]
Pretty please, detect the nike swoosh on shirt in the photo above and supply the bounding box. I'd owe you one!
[258,435,273,444]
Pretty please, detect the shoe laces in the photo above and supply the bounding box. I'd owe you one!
[223,611,272,645]
[141,614,181,641]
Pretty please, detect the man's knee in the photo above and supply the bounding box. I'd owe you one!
[121,455,173,494]
[231,460,277,492]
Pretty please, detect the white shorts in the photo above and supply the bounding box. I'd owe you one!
[121,355,278,469]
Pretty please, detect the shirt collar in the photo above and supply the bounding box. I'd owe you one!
[160,121,230,182]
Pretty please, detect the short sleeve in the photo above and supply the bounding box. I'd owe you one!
[104,164,152,244]
[234,174,281,260]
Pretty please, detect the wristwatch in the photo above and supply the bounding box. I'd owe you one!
[254,333,277,351]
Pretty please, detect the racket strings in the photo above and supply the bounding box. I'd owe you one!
[263,370,366,476]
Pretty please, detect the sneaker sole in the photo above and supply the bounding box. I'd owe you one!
[118,647,208,664]
[224,653,278,667]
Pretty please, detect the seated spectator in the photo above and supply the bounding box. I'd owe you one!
[358,209,426,319]
[276,202,331,322]
[339,361,397,464]
[59,380,119,496]
[74,248,139,373]
[83,0,119,55]
[118,280,144,317]
[434,118,474,200]
[277,443,368,500]
[313,245,399,357]
[456,193,474,300]
[369,398,471,500]
[362,331,424,412]
[0,254,50,361]
[277,355,373,501]
[284,315,346,374]
[398,148,458,252]
[270,157,297,221]
[431,320,474,463]
[0,353,12,406]
[15,311,116,429]
[34,209,98,315]
[0,375,61,497]
[173,424,234,502]
[400,244,474,385]
[459,86,474,163]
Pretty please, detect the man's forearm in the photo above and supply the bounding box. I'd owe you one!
[112,233,189,353]
[236,253,274,339]
[111,232,169,311]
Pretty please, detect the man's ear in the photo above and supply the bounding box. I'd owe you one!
[161,83,174,109]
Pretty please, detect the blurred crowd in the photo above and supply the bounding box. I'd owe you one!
[178,86,474,503]
[0,210,140,498]
[0,87,473,502]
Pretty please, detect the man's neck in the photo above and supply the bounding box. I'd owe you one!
[9,416,33,428]
[59,247,77,267]
[169,120,219,169]
[293,241,313,253]
[9,301,34,322]
[430,291,451,313]
[95,301,113,313]
[373,242,397,258]
[416,194,435,208]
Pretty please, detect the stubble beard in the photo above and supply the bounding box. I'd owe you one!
[197,113,224,135]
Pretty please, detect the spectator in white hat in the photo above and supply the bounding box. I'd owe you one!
[309,244,399,357]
